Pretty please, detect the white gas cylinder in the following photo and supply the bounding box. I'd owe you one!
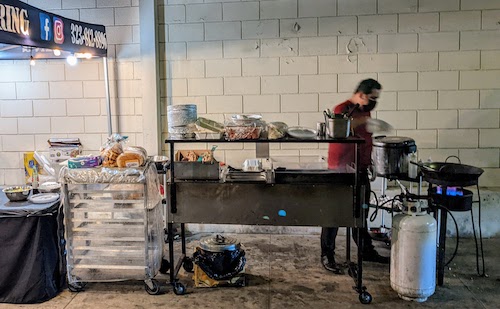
[391,202,437,302]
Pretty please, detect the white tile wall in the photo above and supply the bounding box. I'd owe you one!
[205,22,241,41]
[186,3,221,22]
[418,0,459,12]
[280,57,317,75]
[358,15,397,34]
[461,31,500,51]
[440,11,481,31]
[206,59,241,77]
[398,13,439,33]
[378,34,418,53]
[459,110,499,128]
[1,100,33,117]
[480,90,500,109]
[398,53,438,72]
[260,0,297,20]
[398,91,437,110]
[242,20,279,39]
[299,37,337,56]
[1,1,499,187]
[337,0,376,16]
[299,75,337,93]
[419,32,459,52]
[242,58,280,76]
[377,111,417,129]
[280,18,318,38]
[262,76,298,94]
[224,77,261,95]
[358,54,397,73]
[439,51,480,70]
[419,71,459,90]
[438,90,480,109]
[481,51,500,69]
[243,95,280,113]
[223,2,259,21]
[438,129,478,148]
[206,96,243,113]
[378,0,417,14]
[418,110,458,129]
[319,17,358,36]
[299,0,336,18]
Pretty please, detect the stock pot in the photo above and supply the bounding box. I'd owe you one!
[372,136,417,178]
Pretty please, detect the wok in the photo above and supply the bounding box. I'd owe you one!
[412,161,484,186]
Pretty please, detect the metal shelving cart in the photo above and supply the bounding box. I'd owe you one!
[61,162,164,294]
[165,136,373,304]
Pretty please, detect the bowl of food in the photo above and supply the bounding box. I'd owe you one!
[3,186,32,202]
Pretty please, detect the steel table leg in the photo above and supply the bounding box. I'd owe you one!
[437,209,448,286]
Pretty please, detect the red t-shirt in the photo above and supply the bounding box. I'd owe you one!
[327,100,373,170]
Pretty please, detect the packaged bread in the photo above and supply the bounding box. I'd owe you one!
[101,143,123,167]
[116,151,145,168]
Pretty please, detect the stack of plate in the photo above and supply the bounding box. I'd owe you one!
[167,104,197,139]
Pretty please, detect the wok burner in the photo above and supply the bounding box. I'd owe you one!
[428,180,485,286]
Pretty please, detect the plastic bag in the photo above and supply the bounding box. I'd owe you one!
[267,122,288,140]
[100,134,128,167]
[193,247,246,281]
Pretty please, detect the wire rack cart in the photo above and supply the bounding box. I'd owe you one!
[61,162,164,294]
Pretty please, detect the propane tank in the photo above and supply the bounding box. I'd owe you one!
[391,199,437,302]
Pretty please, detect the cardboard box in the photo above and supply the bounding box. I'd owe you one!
[174,150,219,180]
[49,145,82,161]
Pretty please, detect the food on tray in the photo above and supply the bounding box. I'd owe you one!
[267,122,288,140]
[225,126,262,140]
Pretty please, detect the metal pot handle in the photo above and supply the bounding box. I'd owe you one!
[445,155,461,164]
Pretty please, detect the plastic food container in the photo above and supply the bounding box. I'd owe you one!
[225,114,265,141]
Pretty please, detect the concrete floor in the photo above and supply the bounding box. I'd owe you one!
[1,234,498,309]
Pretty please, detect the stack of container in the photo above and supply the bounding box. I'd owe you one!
[167,104,197,139]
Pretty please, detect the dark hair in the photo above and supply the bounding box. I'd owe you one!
[354,78,382,95]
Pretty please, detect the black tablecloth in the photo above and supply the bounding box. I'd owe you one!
[0,201,65,303]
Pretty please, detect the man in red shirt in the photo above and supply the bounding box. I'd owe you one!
[321,78,389,273]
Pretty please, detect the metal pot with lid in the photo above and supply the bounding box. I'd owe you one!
[372,136,417,178]
[199,234,241,252]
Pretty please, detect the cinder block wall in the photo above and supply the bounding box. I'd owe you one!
[0,0,142,185]
[160,0,500,187]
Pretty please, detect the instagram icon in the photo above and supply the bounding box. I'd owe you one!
[53,17,64,44]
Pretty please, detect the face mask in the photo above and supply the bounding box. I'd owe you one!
[363,99,377,112]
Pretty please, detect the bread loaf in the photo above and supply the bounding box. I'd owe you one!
[116,152,144,168]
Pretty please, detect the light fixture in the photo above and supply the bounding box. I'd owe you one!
[29,56,36,66]
[53,49,61,56]
[75,52,93,59]
[67,54,78,66]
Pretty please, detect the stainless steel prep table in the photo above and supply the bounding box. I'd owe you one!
[165,137,373,304]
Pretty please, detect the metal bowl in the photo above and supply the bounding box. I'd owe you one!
[149,155,169,171]
[3,186,32,202]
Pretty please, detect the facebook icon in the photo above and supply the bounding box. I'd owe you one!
[39,13,52,41]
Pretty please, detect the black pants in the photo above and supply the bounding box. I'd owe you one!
[320,172,375,258]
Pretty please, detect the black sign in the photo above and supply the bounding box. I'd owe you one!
[0,0,107,57]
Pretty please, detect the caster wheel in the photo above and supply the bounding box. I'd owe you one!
[183,257,194,273]
[68,282,85,293]
[173,282,186,295]
[359,291,372,304]
[160,259,171,274]
[145,279,161,295]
